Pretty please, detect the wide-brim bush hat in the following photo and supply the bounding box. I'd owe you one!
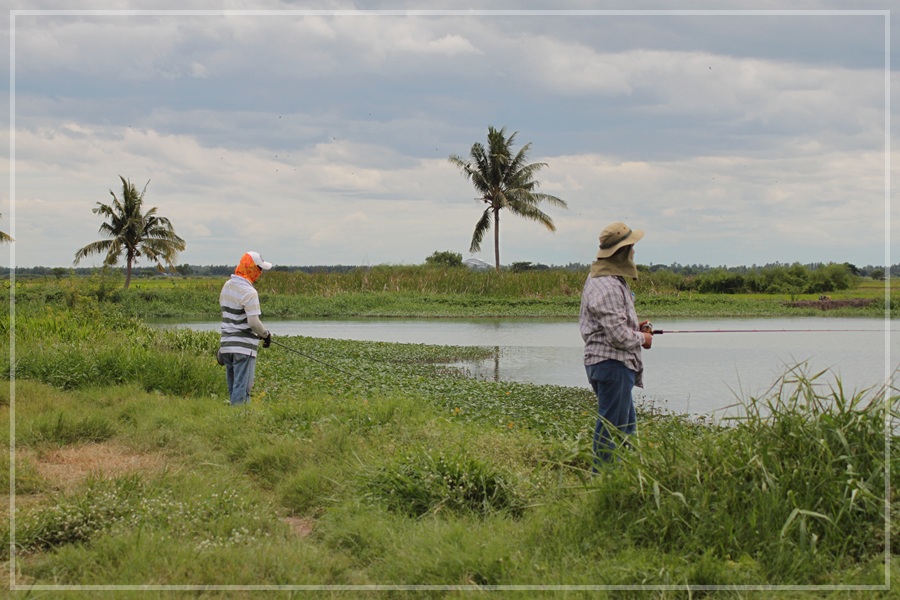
[596,222,644,259]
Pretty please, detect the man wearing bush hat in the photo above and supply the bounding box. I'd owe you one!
[218,251,273,406]
[579,222,652,466]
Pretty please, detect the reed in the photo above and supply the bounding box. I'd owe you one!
[582,365,891,578]
[7,304,221,397]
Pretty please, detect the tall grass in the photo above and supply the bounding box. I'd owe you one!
[5,267,894,319]
[257,266,590,297]
[365,447,528,518]
[6,304,221,397]
[578,365,892,581]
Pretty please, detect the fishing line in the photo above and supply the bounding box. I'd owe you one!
[648,328,891,335]
[268,337,369,382]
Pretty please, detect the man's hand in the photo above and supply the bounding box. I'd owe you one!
[262,331,272,348]
[639,321,653,349]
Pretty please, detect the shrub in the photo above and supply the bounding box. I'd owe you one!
[424,251,463,268]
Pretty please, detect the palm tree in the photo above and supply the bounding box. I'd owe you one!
[74,176,186,288]
[449,126,567,272]
[0,213,12,243]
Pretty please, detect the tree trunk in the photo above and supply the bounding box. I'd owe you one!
[493,208,500,272]
[125,257,133,289]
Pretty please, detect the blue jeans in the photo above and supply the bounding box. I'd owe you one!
[223,352,256,406]
[586,360,636,465]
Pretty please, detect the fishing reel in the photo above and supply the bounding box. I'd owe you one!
[640,322,663,335]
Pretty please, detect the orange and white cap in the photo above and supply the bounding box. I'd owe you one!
[246,251,273,270]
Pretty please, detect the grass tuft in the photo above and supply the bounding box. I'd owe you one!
[365,448,528,518]
[26,412,116,446]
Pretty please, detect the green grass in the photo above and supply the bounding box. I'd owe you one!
[0,301,895,592]
[7,267,896,319]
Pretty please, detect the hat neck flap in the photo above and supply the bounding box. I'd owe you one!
[589,245,638,279]
[234,253,261,284]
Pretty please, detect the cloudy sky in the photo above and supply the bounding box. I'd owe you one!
[2,1,897,269]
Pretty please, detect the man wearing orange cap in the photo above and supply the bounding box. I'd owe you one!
[579,223,652,466]
[218,251,273,406]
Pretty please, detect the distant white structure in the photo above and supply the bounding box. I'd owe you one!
[463,257,492,271]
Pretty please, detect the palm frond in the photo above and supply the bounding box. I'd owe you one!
[469,208,492,253]
[73,239,116,265]
[506,201,556,232]
[0,213,10,243]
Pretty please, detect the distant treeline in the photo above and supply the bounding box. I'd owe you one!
[646,263,859,295]
[3,261,894,280]
[4,264,361,278]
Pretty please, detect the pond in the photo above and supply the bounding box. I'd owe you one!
[159,316,897,416]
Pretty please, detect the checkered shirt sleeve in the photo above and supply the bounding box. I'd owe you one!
[579,275,644,382]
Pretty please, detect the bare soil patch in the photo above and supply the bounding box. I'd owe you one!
[23,442,170,492]
[283,516,315,538]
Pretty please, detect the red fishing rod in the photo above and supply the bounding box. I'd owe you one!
[641,323,890,335]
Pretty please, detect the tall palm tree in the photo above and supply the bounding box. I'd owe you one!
[449,126,567,271]
[0,213,12,243]
[74,176,186,288]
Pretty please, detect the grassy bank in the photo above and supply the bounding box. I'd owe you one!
[1,302,895,594]
[8,267,897,319]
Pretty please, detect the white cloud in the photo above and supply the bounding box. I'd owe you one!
[190,61,208,78]
[523,42,883,142]
[10,113,894,268]
[4,8,893,268]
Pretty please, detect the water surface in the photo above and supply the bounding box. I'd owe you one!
[161,316,896,416]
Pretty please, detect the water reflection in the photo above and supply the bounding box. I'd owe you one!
[157,316,897,416]
[491,346,500,382]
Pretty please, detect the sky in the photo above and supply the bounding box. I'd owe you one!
[2,1,898,269]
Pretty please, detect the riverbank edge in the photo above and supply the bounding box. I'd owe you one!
[8,275,896,319]
[116,292,896,320]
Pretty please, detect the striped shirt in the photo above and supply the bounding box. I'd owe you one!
[219,274,263,357]
[579,275,644,387]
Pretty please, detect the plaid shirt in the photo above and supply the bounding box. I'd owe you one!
[579,275,644,387]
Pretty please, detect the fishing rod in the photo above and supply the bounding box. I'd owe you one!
[641,323,890,335]
[268,337,369,381]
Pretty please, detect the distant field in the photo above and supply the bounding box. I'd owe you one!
[6,268,895,319]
